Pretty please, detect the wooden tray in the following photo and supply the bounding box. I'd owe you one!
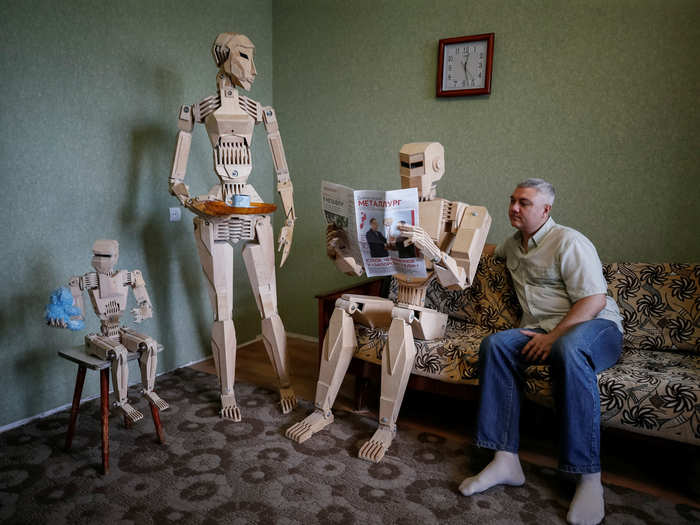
[190,200,277,217]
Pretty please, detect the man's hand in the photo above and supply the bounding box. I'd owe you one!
[278,219,294,267]
[519,295,607,362]
[520,330,556,362]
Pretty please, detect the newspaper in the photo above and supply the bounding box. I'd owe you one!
[321,181,427,278]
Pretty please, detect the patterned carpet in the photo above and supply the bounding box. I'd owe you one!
[1,367,697,524]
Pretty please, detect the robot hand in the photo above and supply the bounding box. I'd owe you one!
[169,181,192,206]
[278,218,295,267]
[326,223,348,258]
[45,287,85,331]
[131,303,153,323]
[326,223,363,276]
[397,224,442,262]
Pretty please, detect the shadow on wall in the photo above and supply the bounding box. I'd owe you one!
[120,123,210,370]
[115,61,212,369]
[4,255,78,418]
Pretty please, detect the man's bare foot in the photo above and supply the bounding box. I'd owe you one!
[358,425,395,463]
[285,410,333,443]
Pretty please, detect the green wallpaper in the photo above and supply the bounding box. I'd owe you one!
[272,0,700,338]
[1,0,699,428]
[0,0,274,427]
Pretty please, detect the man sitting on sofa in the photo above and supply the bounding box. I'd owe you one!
[460,178,623,525]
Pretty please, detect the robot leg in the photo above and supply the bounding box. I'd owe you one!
[85,333,144,423]
[358,307,416,463]
[242,216,297,414]
[285,298,359,443]
[120,327,169,411]
[194,217,240,421]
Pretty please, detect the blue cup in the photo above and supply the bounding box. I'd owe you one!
[232,194,251,207]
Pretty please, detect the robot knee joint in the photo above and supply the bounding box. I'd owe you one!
[391,306,415,324]
[334,297,358,315]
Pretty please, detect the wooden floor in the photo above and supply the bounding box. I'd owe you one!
[190,336,699,509]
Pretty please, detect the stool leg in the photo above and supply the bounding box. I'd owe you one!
[65,364,87,451]
[100,368,110,475]
[149,402,165,444]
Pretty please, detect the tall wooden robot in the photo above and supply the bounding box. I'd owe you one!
[168,32,296,421]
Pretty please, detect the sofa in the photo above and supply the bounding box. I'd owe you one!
[325,255,699,446]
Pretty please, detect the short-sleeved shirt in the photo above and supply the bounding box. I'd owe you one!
[495,217,623,333]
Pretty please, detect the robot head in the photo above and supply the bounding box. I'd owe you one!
[212,32,257,91]
[91,239,119,274]
[399,142,445,200]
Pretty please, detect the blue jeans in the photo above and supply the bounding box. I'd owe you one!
[475,319,622,473]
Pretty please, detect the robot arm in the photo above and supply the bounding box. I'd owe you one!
[169,93,226,205]
[127,270,153,323]
[397,225,467,288]
[399,205,491,290]
[440,205,492,289]
[169,105,195,206]
[262,106,296,267]
[68,275,88,319]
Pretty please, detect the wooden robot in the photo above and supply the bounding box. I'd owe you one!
[286,143,491,462]
[46,239,168,423]
[168,32,296,421]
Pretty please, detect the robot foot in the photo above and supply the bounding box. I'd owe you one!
[118,402,144,424]
[220,393,242,422]
[285,410,333,443]
[358,425,396,463]
[279,386,298,414]
[144,390,169,411]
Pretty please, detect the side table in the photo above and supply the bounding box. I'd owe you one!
[58,345,165,474]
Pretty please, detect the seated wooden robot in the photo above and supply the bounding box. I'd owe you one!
[168,32,296,421]
[286,142,491,462]
[46,239,168,423]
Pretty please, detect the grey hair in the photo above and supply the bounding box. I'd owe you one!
[516,178,555,206]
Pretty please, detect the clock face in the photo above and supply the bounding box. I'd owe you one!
[442,40,488,91]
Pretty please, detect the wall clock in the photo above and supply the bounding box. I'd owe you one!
[437,33,494,97]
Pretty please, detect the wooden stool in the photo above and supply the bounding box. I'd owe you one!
[58,345,165,474]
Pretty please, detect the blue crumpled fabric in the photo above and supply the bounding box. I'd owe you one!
[45,287,85,331]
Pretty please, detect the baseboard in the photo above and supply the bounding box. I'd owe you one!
[0,332,316,435]
[286,331,319,343]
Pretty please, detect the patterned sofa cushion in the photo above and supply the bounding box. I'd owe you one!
[523,348,700,445]
[389,255,522,330]
[603,263,700,354]
[355,319,492,385]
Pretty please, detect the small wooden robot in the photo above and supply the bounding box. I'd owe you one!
[168,32,296,421]
[46,239,168,423]
[286,143,491,462]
